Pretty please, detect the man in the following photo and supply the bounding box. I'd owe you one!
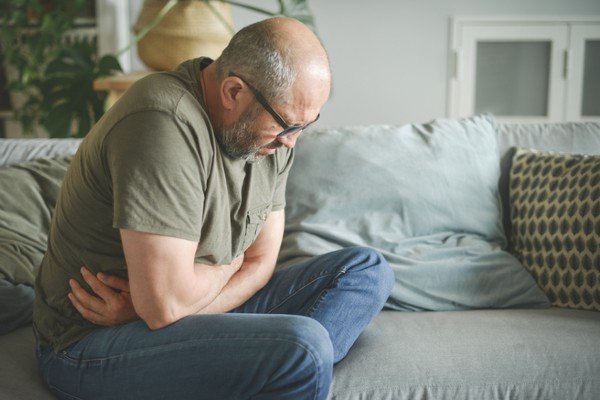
[34,17,394,399]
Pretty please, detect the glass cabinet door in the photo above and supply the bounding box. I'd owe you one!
[453,24,568,122]
[567,25,600,120]
[474,41,551,117]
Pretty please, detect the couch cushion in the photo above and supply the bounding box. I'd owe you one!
[0,139,81,167]
[496,122,600,157]
[0,326,55,400]
[329,308,600,400]
[286,115,504,242]
[281,115,549,311]
[4,310,598,400]
[509,148,600,311]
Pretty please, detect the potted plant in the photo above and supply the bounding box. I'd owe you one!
[0,0,315,137]
[0,0,122,137]
[40,37,122,137]
[132,0,315,71]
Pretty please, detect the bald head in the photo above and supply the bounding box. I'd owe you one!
[214,17,331,106]
[265,18,331,100]
[260,17,330,73]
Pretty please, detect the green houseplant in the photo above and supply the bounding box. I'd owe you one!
[40,37,122,137]
[0,0,314,137]
[0,0,121,137]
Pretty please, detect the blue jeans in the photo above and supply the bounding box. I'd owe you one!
[37,247,394,400]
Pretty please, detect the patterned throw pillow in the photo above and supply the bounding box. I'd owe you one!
[509,148,600,311]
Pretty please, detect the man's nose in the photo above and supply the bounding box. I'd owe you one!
[276,131,301,148]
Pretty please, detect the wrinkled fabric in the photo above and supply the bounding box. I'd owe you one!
[0,156,72,286]
[280,116,550,311]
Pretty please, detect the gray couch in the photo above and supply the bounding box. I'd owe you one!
[0,116,599,400]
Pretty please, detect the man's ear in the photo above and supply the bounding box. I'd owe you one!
[220,76,245,111]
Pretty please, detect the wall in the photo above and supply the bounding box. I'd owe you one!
[227,0,600,128]
[122,1,600,128]
[4,1,599,138]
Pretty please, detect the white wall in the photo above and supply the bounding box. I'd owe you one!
[229,0,600,128]
[122,0,600,128]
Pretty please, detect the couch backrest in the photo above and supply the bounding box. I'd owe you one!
[495,121,600,246]
[0,139,82,167]
[2,120,598,251]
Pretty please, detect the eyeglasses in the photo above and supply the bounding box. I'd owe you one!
[229,71,320,137]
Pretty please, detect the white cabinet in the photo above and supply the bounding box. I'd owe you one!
[449,18,600,123]
[567,24,600,120]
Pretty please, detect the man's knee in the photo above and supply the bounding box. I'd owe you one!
[269,316,333,395]
[275,316,334,367]
[344,246,395,301]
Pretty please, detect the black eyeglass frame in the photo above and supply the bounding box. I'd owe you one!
[229,71,320,137]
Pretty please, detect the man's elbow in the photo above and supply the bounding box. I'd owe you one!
[135,302,182,330]
[143,314,175,330]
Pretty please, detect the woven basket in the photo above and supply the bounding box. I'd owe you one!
[134,0,233,71]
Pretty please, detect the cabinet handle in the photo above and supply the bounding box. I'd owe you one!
[563,50,569,79]
[452,50,459,79]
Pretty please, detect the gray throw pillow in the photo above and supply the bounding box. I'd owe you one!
[280,115,550,311]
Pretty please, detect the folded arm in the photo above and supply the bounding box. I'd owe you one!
[196,209,284,314]
[123,230,243,329]
[69,210,285,327]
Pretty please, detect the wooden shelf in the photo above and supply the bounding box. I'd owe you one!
[93,71,152,92]
[0,110,13,119]
[94,71,153,110]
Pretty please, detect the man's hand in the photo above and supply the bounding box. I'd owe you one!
[68,267,138,326]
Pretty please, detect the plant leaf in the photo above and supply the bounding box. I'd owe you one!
[222,1,277,16]
[97,55,123,76]
[44,104,74,138]
[76,109,91,138]
[276,0,315,30]
[45,58,87,75]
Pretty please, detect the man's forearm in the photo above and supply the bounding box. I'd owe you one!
[196,259,273,314]
[167,255,244,315]
[190,260,242,310]
[132,255,243,329]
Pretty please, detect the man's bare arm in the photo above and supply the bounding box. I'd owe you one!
[197,209,285,314]
[69,210,285,325]
[119,230,242,329]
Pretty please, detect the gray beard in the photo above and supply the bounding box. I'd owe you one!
[217,105,263,164]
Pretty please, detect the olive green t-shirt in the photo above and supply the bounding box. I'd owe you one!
[33,58,294,351]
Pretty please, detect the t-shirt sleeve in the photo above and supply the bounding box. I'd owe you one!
[104,110,205,241]
[271,148,295,212]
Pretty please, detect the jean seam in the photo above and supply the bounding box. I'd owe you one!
[305,282,336,320]
[53,336,324,400]
[48,383,85,400]
[56,335,321,365]
[266,269,348,314]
